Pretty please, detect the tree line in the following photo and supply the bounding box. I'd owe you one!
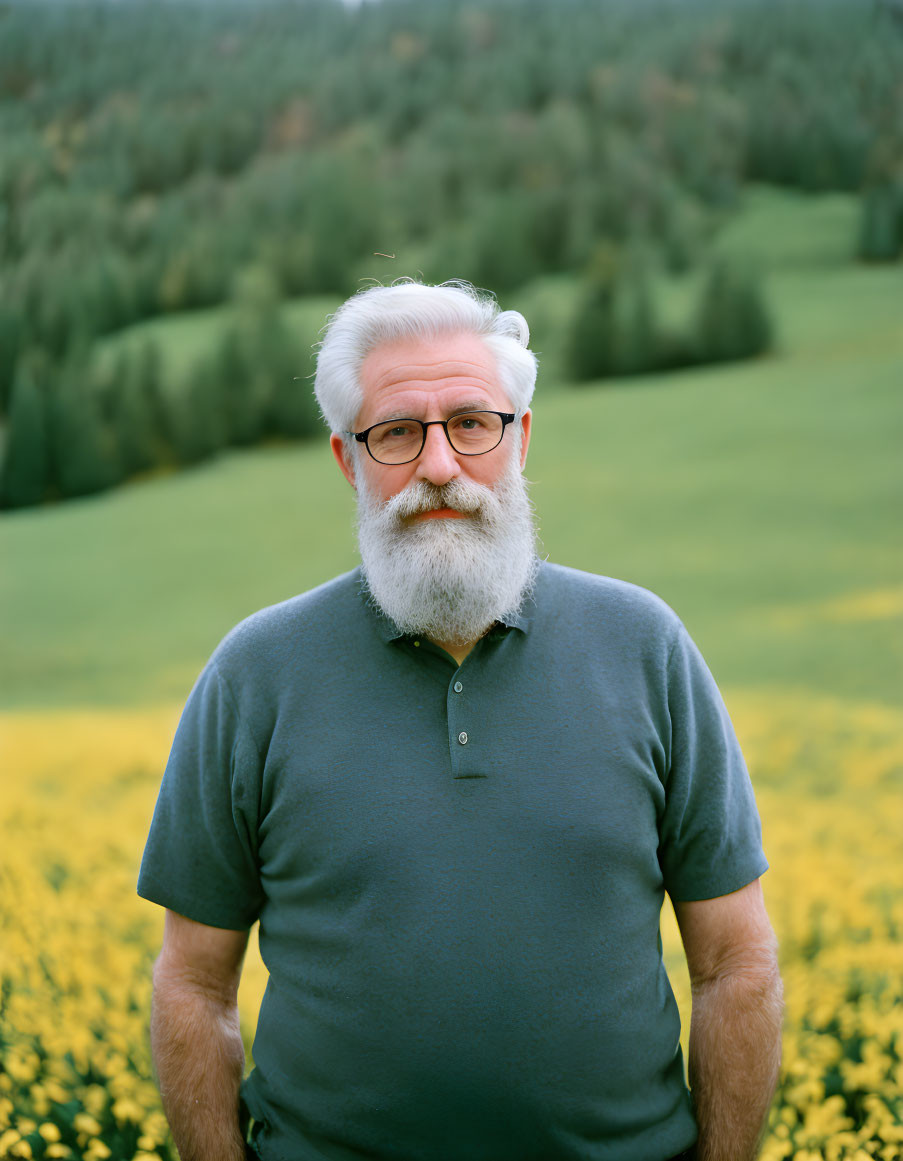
[0,271,322,509]
[1,0,901,507]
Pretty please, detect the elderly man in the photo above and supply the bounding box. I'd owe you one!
[139,281,782,1161]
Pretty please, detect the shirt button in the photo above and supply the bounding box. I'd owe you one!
[453,681,463,693]
[457,731,468,745]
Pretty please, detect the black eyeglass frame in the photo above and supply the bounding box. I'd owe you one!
[350,410,517,466]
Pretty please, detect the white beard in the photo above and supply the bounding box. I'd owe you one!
[355,455,539,647]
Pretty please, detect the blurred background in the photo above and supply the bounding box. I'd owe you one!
[1,1,901,1159]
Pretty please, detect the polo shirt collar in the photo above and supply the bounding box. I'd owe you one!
[356,565,537,643]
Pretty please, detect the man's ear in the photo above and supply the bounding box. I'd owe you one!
[518,410,532,470]
[330,433,357,489]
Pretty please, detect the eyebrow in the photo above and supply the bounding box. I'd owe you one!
[373,400,494,425]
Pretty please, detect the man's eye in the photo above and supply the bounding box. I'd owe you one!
[453,415,483,430]
[376,422,419,439]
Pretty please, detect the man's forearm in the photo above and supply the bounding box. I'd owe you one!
[151,969,247,1161]
[688,959,783,1161]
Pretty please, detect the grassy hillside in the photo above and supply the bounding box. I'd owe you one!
[1,189,900,709]
[1,186,901,1161]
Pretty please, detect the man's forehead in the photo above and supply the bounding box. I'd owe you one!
[362,331,497,379]
[358,333,507,421]
[366,358,499,394]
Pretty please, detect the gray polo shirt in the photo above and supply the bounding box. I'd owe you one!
[138,562,767,1161]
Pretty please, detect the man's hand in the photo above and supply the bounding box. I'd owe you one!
[151,910,250,1161]
[673,879,783,1161]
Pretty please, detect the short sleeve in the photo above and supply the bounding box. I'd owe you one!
[137,660,265,929]
[659,625,768,902]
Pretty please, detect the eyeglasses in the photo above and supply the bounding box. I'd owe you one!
[351,410,516,466]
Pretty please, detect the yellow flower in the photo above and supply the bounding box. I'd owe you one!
[140,1112,169,1143]
[80,1087,108,1118]
[112,1097,145,1124]
[73,1113,102,1136]
[0,1130,22,1154]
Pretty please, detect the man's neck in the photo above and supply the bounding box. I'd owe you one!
[430,638,476,666]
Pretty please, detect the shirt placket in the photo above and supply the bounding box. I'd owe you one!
[446,668,486,780]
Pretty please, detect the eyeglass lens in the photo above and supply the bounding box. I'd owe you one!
[367,412,505,465]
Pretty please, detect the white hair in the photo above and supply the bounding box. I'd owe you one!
[314,280,538,434]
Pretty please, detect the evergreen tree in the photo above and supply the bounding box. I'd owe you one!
[565,245,662,382]
[264,318,318,439]
[692,260,773,365]
[858,184,902,262]
[135,339,176,462]
[0,350,51,509]
[0,306,23,415]
[47,347,123,499]
[470,194,542,292]
[565,248,620,382]
[611,269,658,377]
[224,266,289,444]
[218,325,265,447]
[109,346,159,477]
[169,357,228,466]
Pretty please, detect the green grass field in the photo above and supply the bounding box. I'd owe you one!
[1,188,900,709]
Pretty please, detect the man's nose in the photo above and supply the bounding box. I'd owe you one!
[414,423,460,486]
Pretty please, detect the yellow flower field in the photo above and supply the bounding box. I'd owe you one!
[1,694,901,1161]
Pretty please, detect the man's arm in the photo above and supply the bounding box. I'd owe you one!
[151,910,251,1161]
[672,879,783,1161]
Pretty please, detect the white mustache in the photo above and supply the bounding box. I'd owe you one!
[380,478,492,522]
